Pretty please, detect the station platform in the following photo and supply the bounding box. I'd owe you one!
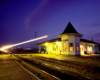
[0,55,39,80]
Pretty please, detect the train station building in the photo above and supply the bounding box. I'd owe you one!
[36,22,99,56]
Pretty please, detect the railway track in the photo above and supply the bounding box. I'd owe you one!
[32,56,100,72]
[13,55,60,80]
[14,55,92,80]
[29,56,100,80]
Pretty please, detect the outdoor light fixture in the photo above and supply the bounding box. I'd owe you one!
[56,42,59,44]
[46,43,48,45]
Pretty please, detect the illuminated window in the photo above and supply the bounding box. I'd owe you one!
[69,43,74,51]
[87,45,92,51]
[76,43,79,51]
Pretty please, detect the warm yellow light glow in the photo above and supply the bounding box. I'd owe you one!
[80,45,84,51]
[69,43,74,51]
[56,42,59,44]
[76,47,79,51]
[70,47,74,51]
[46,43,48,45]
[59,43,61,46]
[0,35,48,51]
[80,45,83,48]
[88,46,92,51]
[63,43,66,51]
[80,44,85,55]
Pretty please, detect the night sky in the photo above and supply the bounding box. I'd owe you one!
[0,0,100,48]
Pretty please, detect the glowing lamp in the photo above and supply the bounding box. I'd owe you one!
[56,42,59,44]
[46,43,48,45]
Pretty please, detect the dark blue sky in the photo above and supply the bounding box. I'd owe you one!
[0,0,100,48]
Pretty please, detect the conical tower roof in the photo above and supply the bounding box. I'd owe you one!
[62,22,78,34]
[58,22,83,37]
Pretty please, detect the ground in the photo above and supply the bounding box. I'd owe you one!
[0,54,39,80]
[0,53,100,80]
[15,53,100,79]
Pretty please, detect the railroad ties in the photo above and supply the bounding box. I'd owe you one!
[12,55,95,80]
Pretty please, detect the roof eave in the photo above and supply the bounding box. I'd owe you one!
[58,33,83,37]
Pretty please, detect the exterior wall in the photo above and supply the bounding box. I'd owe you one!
[93,45,99,53]
[46,44,52,54]
[80,43,99,55]
[97,46,99,53]
[43,37,99,56]
[67,36,75,55]
[67,36,80,56]
[80,43,86,55]
[75,36,80,55]
[46,42,61,54]
[93,45,96,53]
[61,35,80,56]
[84,44,87,52]
[61,35,68,55]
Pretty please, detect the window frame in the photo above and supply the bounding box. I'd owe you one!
[69,43,74,51]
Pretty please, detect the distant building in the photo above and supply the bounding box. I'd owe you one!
[36,22,100,56]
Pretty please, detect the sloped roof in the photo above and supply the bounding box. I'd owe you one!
[36,38,61,46]
[36,22,100,46]
[61,22,79,34]
[80,39,99,44]
[36,38,100,46]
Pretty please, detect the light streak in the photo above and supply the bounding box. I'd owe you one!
[0,35,48,51]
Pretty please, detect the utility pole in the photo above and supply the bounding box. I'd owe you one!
[35,32,37,38]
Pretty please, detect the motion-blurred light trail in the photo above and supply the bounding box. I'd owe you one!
[0,35,48,51]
